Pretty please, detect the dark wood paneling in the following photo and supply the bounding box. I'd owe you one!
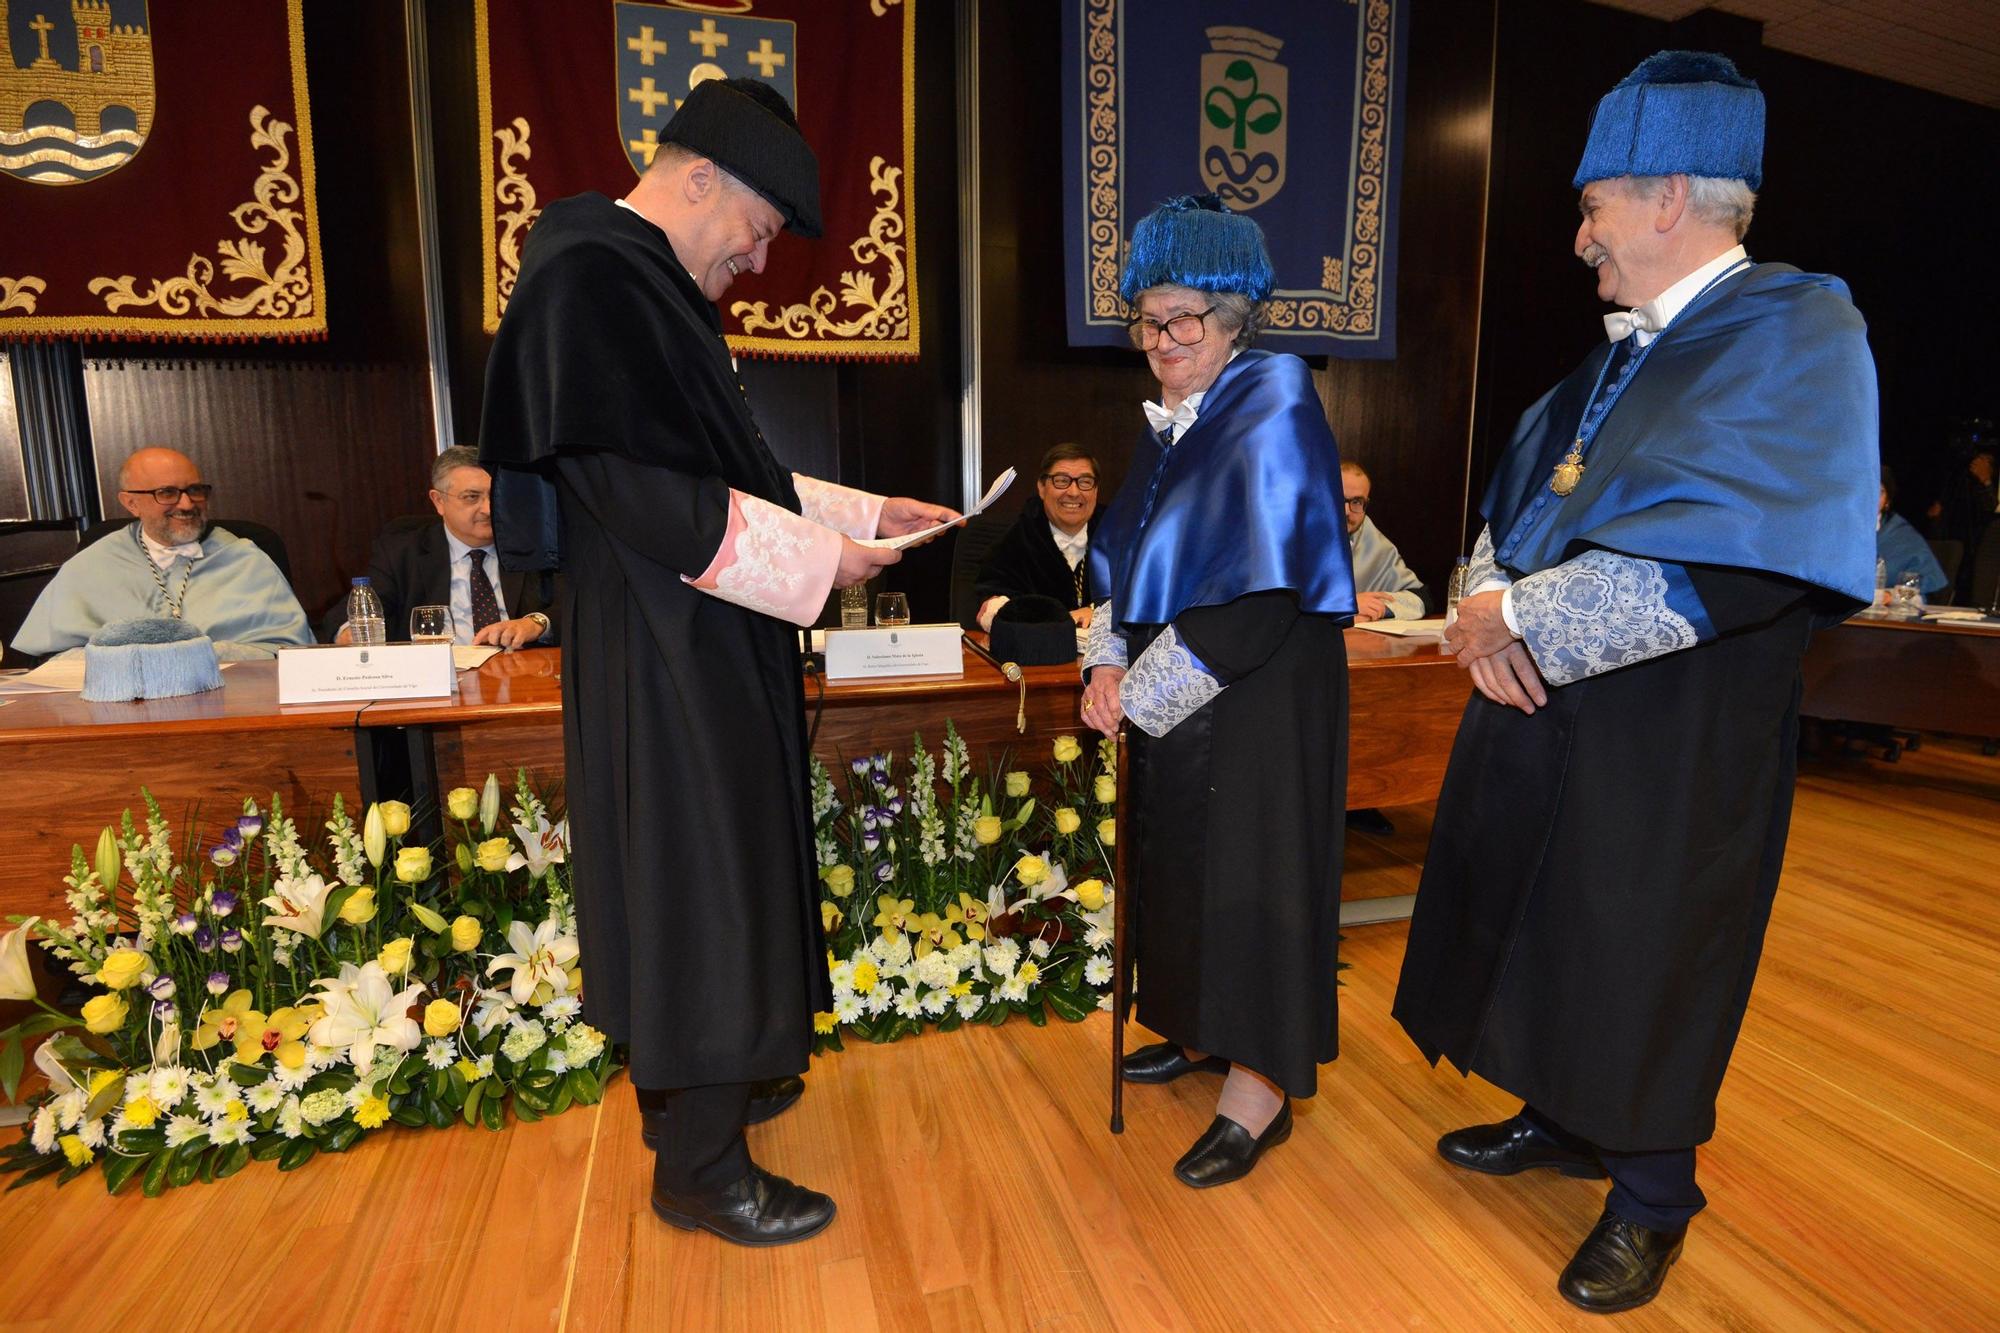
[1802,619,2000,734]
[0,351,25,521]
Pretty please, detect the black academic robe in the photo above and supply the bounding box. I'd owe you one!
[973,501,1090,615]
[1126,591,1347,1099]
[478,192,827,1090]
[1394,565,1823,1151]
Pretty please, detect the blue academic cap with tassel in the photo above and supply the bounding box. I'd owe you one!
[81,617,223,702]
[1118,193,1274,305]
[1574,51,1765,191]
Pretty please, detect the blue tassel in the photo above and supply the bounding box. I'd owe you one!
[1119,193,1275,305]
[82,617,223,701]
[1574,50,1764,190]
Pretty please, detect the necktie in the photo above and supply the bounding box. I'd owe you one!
[468,548,502,633]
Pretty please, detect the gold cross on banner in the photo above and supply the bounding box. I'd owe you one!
[29,12,56,63]
[746,38,786,77]
[627,77,671,118]
[628,128,660,166]
[689,18,728,59]
[625,25,666,67]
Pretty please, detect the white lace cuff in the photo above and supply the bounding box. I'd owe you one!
[1465,524,1511,596]
[1080,600,1126,673]
[1511,550,1699,686]
[792,474,886,540]
[1119,626,1223,738]
[684,490,843,628]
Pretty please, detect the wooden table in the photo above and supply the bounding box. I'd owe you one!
[0,631,1470,923]
[1801,614,2000,735]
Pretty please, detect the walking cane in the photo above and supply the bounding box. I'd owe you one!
[1109,723,1132,1134]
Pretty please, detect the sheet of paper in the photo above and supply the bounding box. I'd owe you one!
[0,656,89,693]
[1353,617,1446,638]
[453,645,504,670]
[858,467,1015,550]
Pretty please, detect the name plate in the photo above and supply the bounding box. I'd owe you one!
[823,624,964,680]
[277,643,455,703]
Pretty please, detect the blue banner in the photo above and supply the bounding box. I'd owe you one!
[1060,0,1407,358]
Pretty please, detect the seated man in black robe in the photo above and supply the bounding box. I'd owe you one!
[972,444,1099,632]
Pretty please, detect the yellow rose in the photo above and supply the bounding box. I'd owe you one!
[394,847,433,884]
[1052,734,1082,764]
[820,864,855,899]
[1094,775,1116,804]
[423,998,462,1037]
[445,787,480,821]
[378,937,414,976]
[1015,854,1049,887]
[377,800,412,838]
[813,1011,837,1034]
[973,815,1003,846]
[449,915,482,953]
[59,1134,93,1167]
[123,1094,159,1128]
[1004,770,1031,798]
[339,887,377,925]
[475,838,512,873]
[851,960,879,993]
[1072,878,1106,911]
[1054,807,1081,835]
[821,901,843,934]
[81,992,128,1034]
[1097,818,1116,847]
[95,948,149,991]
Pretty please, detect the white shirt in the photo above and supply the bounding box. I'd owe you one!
[446,529,509,644]
[975,521,1090,633]
[140,529,202,569]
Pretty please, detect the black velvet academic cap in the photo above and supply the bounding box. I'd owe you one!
[662,77,823,238]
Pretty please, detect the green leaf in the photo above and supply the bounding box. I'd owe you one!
[514,1083,550,1113]
[390,1105,426,1129]
[447,1067,469,1102]
[480,1093,504,1131]
[167,1143,206,1187]
[322,1122,361,1153]
[982,1001,1008,1027]
[117,1128,166,1156]
[936,1011,963,1034]
[512,1094,541,1124]
[141,1148,175,1195]
[1024,1002,1049,1027]
[250,1135,288,1162]
[277,1137,317,1172]
[425,1098,452,1130]
[550,1085,573,1116]
[213,1143,252,1181]
[227,1063,265,1088]
[323,883,361,928]
[566,1068,601,1106]
[82,1073,128,1124]
[462,1078,487,1127]
[8,1155,65,1190]
[101,1149,151,1195]
[1044,987,1092,1023]
[10,1013,77,1039]
[55,1162,87,1187]
[389,1066,415,1097]
[0,1038,21,1104]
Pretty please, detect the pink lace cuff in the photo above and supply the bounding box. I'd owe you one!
[792,474,886,540]
[686,490,843,627]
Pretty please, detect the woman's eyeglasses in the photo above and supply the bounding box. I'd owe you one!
[1125,307,1215,350]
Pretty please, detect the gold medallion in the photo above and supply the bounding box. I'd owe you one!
[1550,444,1585,496]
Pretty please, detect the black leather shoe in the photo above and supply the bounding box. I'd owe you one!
[1557,1209,1685,1313]
[650,1164,837,1246]
[1121,1041,1230,1084]
[1437,1116,1607,1178]
[1345,807,1396,836]
[641,1076,806,1150]
[1173,1100,1292,1188]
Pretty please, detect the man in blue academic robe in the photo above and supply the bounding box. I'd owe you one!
[13,447,311,660]
[1392,53,1877,1314]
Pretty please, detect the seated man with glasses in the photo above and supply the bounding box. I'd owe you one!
[1343,460,1428,624]
[323,445,561,648]
[972,443,1102,632]
[13,446,312,661]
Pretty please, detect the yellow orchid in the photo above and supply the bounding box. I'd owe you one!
[912,912,962,959]
[871,894,916,934]
[822,901,843,934]
[954,893,989,941]
[233,1004,318,1069]
[191,990,265,1057]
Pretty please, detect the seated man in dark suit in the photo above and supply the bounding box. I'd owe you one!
[325,445,560,646]
[972,443,1099,632]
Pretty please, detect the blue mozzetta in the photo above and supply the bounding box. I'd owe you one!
[1117,194,1274,304]
[81,616,223,702]
[1573,50,1765,190]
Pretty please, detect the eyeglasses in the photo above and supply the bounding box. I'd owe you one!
[1041,473,1098,491]
[121,484,213,505]
[1125,306,1215,350]
[1343,496,1369,512]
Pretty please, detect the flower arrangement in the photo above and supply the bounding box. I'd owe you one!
[812,723,1120,1047]
[0,772,614,1196]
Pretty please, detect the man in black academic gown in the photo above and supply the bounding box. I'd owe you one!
[971,443,1099,631]
[1393,53,1877,1312]
[478,78,955,1247]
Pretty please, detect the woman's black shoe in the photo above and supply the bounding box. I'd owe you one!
[1121,1041,1230,1084]
[1557,1209,1685,1313]
[1172,1100,1292,1188]
[650,1164,837,1247]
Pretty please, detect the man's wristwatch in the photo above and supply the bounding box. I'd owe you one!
[526,612,551,637]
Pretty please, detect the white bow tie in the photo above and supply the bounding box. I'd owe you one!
[1602,307,1660,346]
[1142,399,1199,439]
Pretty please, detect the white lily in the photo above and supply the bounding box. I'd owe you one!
[486,918,579,1005]
[505,814,569,879]
[261,872,336,938]
[31,1038,80,1095]
[478,773,502,836]
[0,917,37,1002]
[362,804,387,868]
[306,961,425,1076]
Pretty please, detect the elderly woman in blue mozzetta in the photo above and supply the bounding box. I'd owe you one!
[1079,195,1355,1188]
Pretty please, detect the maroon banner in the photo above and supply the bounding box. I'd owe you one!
[0,0,324,342]
[477,0,918,360]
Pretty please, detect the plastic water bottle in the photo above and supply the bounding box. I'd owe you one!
[1874,557,1888,609]
[1445,555,1472,617]
[347,577,386,645]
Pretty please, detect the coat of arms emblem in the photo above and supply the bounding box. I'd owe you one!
[0,0,154,185]
[615,1,797,177]
[1198,26,1286,210]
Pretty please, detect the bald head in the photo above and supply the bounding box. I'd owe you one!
[116,447,209,545]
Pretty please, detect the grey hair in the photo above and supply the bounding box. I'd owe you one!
[431,445,484,493]
[1208,290,1269,350]
[1624,174,1757,241]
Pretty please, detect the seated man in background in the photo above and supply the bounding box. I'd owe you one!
[1344,460,1427,623]
[325,445,560,647]
[973,444,1099,631]
[14,446,312,660]
[1877,466,1949,600]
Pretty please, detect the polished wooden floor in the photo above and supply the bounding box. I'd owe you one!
[1,737,1995,1332]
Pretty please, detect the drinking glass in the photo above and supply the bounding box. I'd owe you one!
[875,592,911,626]
[410,604,453,644]
[838,584,870,628]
